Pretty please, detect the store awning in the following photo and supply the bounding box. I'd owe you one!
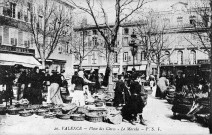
[127,65,146,71]
[0,53,41,68]
[113,68,119,73]
[99,67,106,74]
[127,66,139,71]
[139,65,146,71]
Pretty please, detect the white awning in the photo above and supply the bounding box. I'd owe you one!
[127,66,139,71]
[0,53,41,68]
[139,65,146,71]
[99,67,106,74]
[113,68,119,73]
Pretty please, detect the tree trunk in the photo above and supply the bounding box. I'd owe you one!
[157,64,160,81]
[41,57,45,69]
[107,52,114,93]
[146,60,151,78]
[79,58,83,70]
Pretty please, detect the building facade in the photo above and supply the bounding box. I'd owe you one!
[74,1,210,79]
[0,0,75,76]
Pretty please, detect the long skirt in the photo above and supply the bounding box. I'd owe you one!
[50,83,63,105]
[30,87,42,104]
[72,90,85,106]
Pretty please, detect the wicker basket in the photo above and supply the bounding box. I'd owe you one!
[35,109,48,116]
[56,113,71,119]
[7,108,23,115]
[76,107,88,114]
[0,106,6,115]
[86,113,103,122]
[71,114,85,121]
[19,110,33,117]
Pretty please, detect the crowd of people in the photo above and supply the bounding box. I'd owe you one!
[2,65,209,126]
[156,72,210,99]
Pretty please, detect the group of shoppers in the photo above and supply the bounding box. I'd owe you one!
[113,69,148,125]
[156,72,210,99]
[1,65,69,105]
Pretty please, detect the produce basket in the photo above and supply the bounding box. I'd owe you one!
[62,103,77,114]
[0,106,6,115]
[35,109,48,116]
[7,107,23,115]
[76,107,88,114]
[85,113,103,122]
[71,114,85,121]
[19,110,33,117]
[49,107,62,113]
[56,113,71,120]
[172,103,193,114]
[44,112,56,119]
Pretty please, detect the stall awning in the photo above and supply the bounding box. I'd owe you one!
[0,53,41,68]
[113,68,119,73]
[127,65,146,71]
[99,67,106,74]
[139,65,146,71]
[127,66,139,71]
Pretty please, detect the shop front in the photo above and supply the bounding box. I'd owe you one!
[0,53,41,68]
[126,64,147,76]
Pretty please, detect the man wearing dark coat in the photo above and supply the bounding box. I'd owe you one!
[121,74,147,125]
[113,75,130,107]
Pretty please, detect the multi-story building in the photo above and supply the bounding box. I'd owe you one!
[0,0,75,76]
[74,1,210,80]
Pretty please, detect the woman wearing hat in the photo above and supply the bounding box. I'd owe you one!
[121,74,147,125]
[49,70,63,105]
[113,74,130,107]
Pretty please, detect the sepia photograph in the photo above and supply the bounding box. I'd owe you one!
[0,0,211,134]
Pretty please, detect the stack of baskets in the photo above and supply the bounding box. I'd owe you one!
[166,86,176,104]
[172,93,194,115]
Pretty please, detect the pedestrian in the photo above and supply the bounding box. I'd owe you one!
[29,66,43,104]
[71,71,87,106]
[121,74,147,125]
[49,70,63,105]
[4,69,15,105]
[113,74,130,107]
[156,73,169,99]
[89,71,99,94]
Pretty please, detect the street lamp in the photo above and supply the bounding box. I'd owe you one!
[129,31,138,69]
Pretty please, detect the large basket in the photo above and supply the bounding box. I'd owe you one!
[71,114,85,121]
[0,106,6,115]
[76,107,88,114]
[7,108,23,115]
[86,114,103,123]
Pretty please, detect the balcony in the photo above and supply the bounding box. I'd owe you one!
[0,45,35,55]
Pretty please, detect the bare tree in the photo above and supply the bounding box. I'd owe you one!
[184,0,210,57]
[29,0,73,68]
[71,21,99,69]
[70,0,150,89]
[136,11,175,79]
[182,0,212,133]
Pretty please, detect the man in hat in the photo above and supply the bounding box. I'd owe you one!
[113,74,130,107]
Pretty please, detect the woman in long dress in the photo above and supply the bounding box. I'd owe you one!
[49,71,63,105]
[71,71,87,106]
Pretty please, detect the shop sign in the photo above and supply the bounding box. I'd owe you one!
[197,59,210,64]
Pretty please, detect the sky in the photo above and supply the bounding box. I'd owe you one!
[70,0,206,25]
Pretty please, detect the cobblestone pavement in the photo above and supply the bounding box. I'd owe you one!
[0,96,209,135]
